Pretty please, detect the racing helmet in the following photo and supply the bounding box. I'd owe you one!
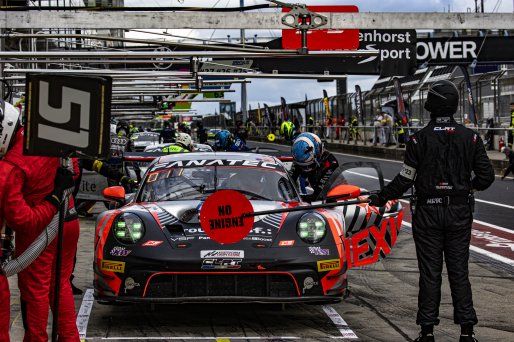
[424,80,459,116]
[291,133,323,171]
[214,130,232,150]
[175,132,192,150]
[0,101,21,158]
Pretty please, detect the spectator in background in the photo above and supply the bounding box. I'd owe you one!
[509,102,514,148]
[395,116,406,148]
[160,121,175,144]
[501,147,514,180]
[196,121,208,144]
[384,112,396,146]
[373,109,386,145]
[234,120,248,144]
[307,115,314,133]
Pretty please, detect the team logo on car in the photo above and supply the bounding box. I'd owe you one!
[100,260,125,273]
[201,250,244,258]
[317,259,340,272]
[110,246,131,257]
[201,259,242,270]
[142,240,164,247]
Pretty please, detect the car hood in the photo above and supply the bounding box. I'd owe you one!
[135,200,296,243]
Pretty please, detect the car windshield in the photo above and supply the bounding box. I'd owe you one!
[139,166,299,202]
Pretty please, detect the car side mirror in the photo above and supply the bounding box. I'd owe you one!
[103,186,126,206]
[326,184,361,201]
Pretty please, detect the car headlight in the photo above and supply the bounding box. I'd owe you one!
[113,213,145,244]
[297,212,326,244]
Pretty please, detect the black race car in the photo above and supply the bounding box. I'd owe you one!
[94,153,403,304]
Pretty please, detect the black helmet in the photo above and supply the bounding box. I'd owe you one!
[424,80,459,116]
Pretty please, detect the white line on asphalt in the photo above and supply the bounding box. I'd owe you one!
[469,246,514,267]
[474,198,514,210]
[402,221,514,267]
[83,337,302,340]
[322,305,359,340]
[400,200,513,234]
[332,151,403,164]
[472,219,514,234]
[350,170,514,212]
[76,288,94,340]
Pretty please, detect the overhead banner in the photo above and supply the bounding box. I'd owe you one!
[24,74,112,158]
[358,29,417,77]
[252,55,380,75]
[417,36,514,66]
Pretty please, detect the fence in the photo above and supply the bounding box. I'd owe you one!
[232,124,514,151]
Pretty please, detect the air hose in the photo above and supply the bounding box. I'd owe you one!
[3,189,72,277]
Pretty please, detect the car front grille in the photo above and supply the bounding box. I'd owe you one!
[145,273,299,298]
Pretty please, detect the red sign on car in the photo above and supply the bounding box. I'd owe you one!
[282,6,360,51]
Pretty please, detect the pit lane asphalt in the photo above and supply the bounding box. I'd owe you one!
[7,144,514,342]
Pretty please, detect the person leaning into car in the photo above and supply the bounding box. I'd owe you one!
[370,80,494,342]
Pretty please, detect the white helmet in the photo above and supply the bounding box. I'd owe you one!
[0,101,21,158]
[175,132,192,150]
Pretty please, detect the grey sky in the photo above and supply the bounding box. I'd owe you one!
[124,0,513,115]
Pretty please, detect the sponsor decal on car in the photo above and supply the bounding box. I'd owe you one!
[100,260,125,273]
[201,250,245,258]
[279,240,295,247]
[142,240,164,247]
[201,259,243,270]
[110,246,132,257]
[183,226,273,243]
[308,247,330,256]
[124,277,141,293]
[317,259,341,272]
[303,276,319,293]
[151,159,282,172]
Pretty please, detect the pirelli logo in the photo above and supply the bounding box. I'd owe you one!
[100,260,125,273]
[317,259,341,272]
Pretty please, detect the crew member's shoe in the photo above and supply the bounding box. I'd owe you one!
[459,333,478,342]
[414,333,435,342]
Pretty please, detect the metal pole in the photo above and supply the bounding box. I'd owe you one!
[0,26,4,98]
[240,0,248,123]
[481,0,485,12]
[51,161,67,342]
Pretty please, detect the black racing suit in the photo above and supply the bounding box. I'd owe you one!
[380,116,494,327]
[73,159,127,198]
[290,151,339,202]
[160,127,175,144]
[502,152,514,179]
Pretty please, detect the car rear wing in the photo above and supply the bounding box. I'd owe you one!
[122,152,167,162]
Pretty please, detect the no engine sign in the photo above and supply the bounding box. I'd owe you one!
[200,190,255,244]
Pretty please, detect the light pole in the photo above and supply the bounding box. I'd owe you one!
[240,0,248,123]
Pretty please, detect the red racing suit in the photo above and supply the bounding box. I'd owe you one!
[0,160,59,342]
[3,129,80,342]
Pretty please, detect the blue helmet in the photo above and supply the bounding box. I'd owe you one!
[214,130,232,150]
[291,133,323,171]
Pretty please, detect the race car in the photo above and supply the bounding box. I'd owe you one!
[144,143,214,153]
[130,132,160,152]
[94,153,403,304]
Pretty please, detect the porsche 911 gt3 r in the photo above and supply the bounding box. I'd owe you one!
[94,153,403,304]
